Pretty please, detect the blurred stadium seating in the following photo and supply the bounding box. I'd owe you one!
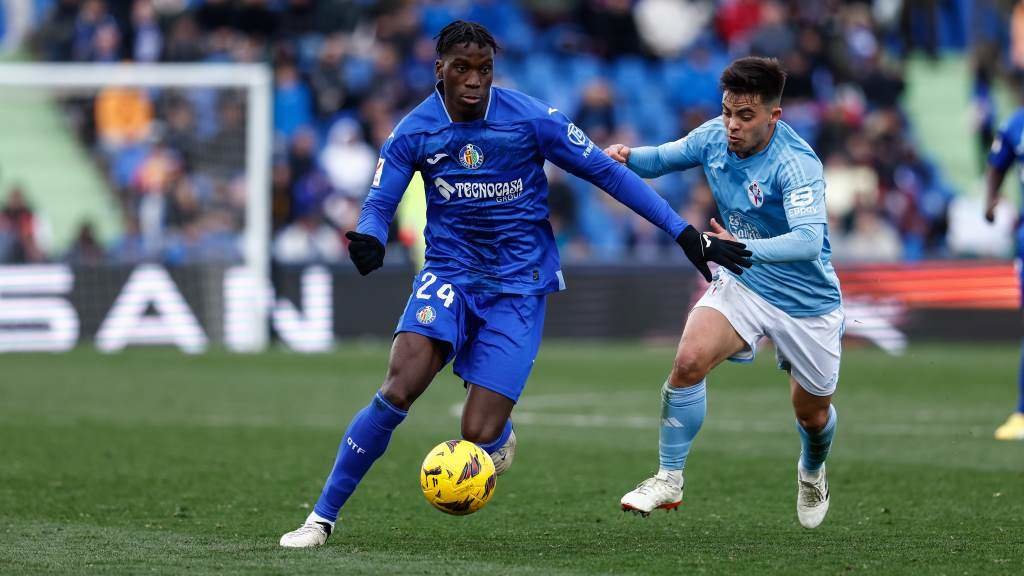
[0,0,1012,267]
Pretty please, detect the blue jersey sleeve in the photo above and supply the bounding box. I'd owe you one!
[625,121,714,178]
[356,132,417,245]
[779,151,828,227]
[534,111,688,238]
[989,111,1024,172]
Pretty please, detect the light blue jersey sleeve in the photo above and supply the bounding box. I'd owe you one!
[625,120,717,178]
[779,150,828,227]
[744,223,824,263]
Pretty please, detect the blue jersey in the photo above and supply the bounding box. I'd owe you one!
[357,83,688,294]
[989,107,1024,204]
[630,118,840,317]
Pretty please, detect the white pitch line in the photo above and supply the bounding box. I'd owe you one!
[447,401,990,438]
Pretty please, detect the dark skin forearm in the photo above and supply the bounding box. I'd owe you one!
[985,166,1008,223]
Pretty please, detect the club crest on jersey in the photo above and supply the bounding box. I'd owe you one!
[747,181,764,208]
[458,143,484,169]
[415,305,437,324]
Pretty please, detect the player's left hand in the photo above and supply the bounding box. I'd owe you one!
[675,225,752,282]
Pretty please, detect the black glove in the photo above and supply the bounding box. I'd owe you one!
[345,231,385,276]
[675,225,752,282]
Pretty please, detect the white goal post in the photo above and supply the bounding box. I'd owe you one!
[0,62,273,350]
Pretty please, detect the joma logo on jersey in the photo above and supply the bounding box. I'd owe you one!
[458,143,484,169]
[433,177,524,203]
[747,181,764,207]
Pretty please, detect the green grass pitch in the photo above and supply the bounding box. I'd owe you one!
[1,343,1022,574]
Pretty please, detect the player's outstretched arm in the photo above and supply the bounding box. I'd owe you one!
[535,111,750,280]
[984,166,1007,223]
[709,218,822,264]
[350,133,416,276]
[984,111,1022,222]
[536,112,688,238]
[604,139,698,179]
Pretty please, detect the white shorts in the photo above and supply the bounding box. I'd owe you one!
[693,271,844,396]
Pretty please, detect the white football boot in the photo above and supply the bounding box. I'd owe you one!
[994,412,1024,440]
[620,470,683,516]
[279,513,333,548]
[796,463,830,529]
[490,429,516,476]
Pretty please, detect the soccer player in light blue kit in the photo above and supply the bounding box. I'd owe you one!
[983,100,1024,441]
[279,21,751,548]
[608,57,843,528]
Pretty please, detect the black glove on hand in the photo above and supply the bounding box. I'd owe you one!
[345,231,385,276]
[675,225,752,282]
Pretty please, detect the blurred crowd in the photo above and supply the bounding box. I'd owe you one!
[2,0,1017,266]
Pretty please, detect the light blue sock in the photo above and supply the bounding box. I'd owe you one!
[797,404,837,472]
[475,419,512,454]
[313,392,407,522]
[659,380,706,471]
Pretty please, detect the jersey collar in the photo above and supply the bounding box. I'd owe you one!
[433,81,494,123]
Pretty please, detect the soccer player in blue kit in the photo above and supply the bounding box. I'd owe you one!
[984,100,1024,441]
[608,57,843,528]
[279,21,752,548]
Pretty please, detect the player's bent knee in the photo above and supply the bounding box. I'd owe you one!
[379,379,420,411]
[461,419,503,446]
[669,351,710,388]
[796,410,829,433]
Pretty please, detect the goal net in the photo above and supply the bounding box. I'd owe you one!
[0,63,274,353]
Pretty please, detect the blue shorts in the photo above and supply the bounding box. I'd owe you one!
[395,271,546,403]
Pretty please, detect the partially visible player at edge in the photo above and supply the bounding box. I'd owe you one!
[606,57,844,528]
[983,95,1024,441]
[279,20,752,548]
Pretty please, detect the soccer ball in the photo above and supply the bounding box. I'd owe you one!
[419,440,497,515]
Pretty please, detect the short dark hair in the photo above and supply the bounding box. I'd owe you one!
[720,57,787,105]
[434,20,499,57]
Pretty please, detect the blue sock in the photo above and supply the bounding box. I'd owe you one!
[797,405,837,472]
[659,380,706,471]
[475,419,512,454]
[1017,340,1024,413]
[313,392,407,522]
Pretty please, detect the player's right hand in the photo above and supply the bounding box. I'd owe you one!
[345,231,386,276]
[604,144,630,164]
[675,225,752,282]
[984,197,999,223]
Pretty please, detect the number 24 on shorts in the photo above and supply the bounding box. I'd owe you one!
[416,272,455,308]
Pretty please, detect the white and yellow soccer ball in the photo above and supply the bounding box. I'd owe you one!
[420,440,497,515]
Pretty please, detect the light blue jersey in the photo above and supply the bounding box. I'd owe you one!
[628,118,841,317]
